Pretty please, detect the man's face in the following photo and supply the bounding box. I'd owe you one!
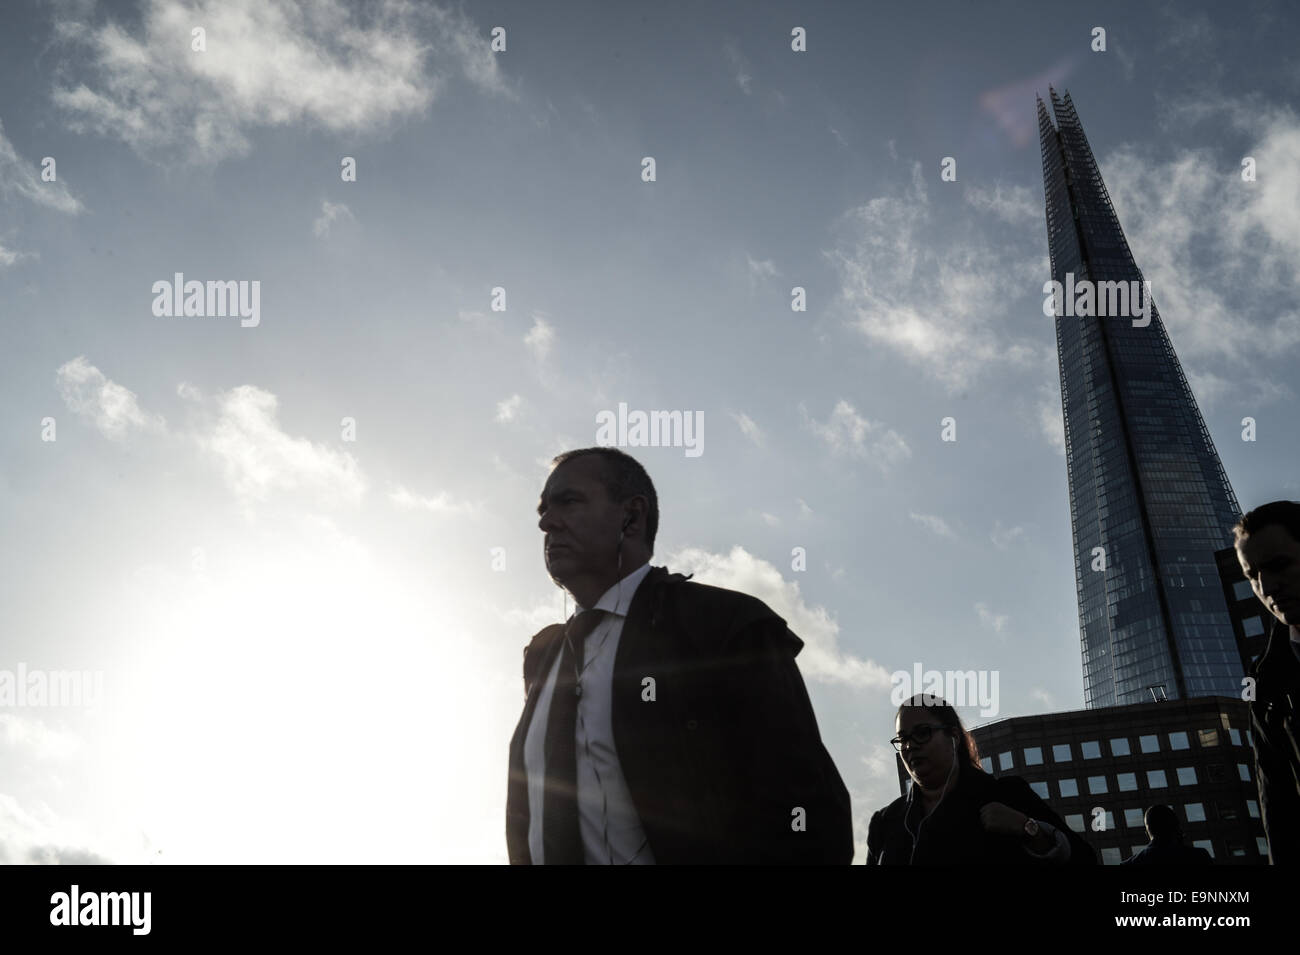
[1236,524,1300,627]
[537,457,623,586]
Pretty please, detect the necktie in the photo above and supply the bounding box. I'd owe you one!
[541,608,607,865]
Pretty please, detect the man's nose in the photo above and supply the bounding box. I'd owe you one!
[538,509,559,534]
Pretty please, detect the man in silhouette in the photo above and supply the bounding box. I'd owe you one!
[1123,805,1212,865]
[1234,500,1300,863]
[506,447,852,864]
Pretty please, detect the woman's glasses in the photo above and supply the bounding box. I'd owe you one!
[890,723,949,752]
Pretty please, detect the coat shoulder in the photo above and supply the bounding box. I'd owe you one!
[665,576,801,654]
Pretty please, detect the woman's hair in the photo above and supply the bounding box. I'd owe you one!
[898,695,983,771]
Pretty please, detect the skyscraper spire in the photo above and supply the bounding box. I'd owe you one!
[1039,91,1243,708]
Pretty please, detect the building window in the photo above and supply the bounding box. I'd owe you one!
[1064,814,1085,833]
[1198,728,1219,747]
[1058,778,1079,798]
[1052,743,1072,763]
[1029,781,1050,799]
[999,751,1014,771]
[1130,844,1147,859]
[980,756,993,773]
[1193,839,1215,858]
[1086,775,1107,795]
[1081,740,1102,759]
[1168,731,1190,750]
[1176,767,1197,786]
[1110,737,1131,757]
[1139,734,1159,754]
[1147,770,1168,789]
[1258,837,1270,856]
[1024,746,1043,766]
[1101,847,1122,865]
[1117,772,1137,792]
[1247,800,1260,819]
[1185,803,1206,823]
[1238,763,1252,782]
[1124,808,1144,828]
[1229,728,1242,746]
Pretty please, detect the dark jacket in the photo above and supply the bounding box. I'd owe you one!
[865,762,1097,865]
[1122,840,1213,866]
[1248,618,1300,864]
[506,565,853,864]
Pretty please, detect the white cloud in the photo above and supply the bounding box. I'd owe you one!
[666,545,892,689]
[495,394,523,423]
[797,498,813,517]
[760,512,780,527]
[1030,687,1054,708]
[0,118,84,213]
[312,199,353,237]
[1035,381,1066,456]
[0,793,111,865]
[909,511,955,539]
[722,39,752,95]
[745,253,779,290]
[802,400,910,472]
[826,162,1044,390]
[964,182,1040,225]
[991,520,1027,550]
[1098,104,1300,377]
[0,242,25,268]
[388,485,476,516]
[0,713,82,760]
[56,356,165,439]
[51,0,511,163]
[198,385,364,504]
[730,411,764,446]
[524,315,554,361]
[974,602,1009,634]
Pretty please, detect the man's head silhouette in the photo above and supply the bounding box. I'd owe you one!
[537,448,657,610]
[1143,804,1181,843]
[1234,501,1300,629]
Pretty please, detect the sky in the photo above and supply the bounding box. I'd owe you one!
[1,0,1298,864]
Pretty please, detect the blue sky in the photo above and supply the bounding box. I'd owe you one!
[2,0,1298,863]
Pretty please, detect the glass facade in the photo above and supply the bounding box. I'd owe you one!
[1038,89,1244,707]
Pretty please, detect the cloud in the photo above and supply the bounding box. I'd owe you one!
[1097,102,1300,379]
[524,315,554,361]
[826,162,1045,390]
[198,385,364,503]
[0,242,27,268]
[56,356,165,439]
[0,793,110,866]
[745,253,779,291]
[802,400,910,472]
[0,714,83,760]
[1030,687,1054,708]
[990,520,1027,550]
[1035,381,1066,456]
[388,485,477,516]
[666,545,891,689]
[730,411,764,446]
[312,199,353,237]
[974,602,1009,634]
[0,118,84,213]
[909,511,955,539]
[722,38,752,95]
[964,182,1040,226]
[495,394,523,423]
[51,0,511,163]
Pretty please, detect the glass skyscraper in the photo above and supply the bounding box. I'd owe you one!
[1037,88,1244,708]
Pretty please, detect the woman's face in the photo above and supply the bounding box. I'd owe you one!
[896,707,957,791]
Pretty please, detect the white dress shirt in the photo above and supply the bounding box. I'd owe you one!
[524,562,655,864]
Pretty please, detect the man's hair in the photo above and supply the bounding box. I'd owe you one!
[550,447,659,550]
[1144,804,1181,841]
[896,695,983,771]
[1233,500,1300,546]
